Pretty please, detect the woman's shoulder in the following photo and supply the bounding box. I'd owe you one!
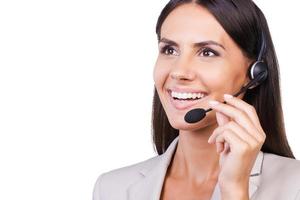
[263,152,300,170]
[98,154,161,180]
[254,152,300,199]
[93,155,161,200]
[262,151,300,181]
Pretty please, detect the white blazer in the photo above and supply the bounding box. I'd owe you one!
[93,136,300,200]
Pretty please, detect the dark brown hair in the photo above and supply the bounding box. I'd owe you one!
[151,0,295,159]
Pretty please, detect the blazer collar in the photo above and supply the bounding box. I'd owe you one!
[127,136,264,200]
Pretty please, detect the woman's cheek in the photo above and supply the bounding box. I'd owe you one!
[209,70,245,99]
[203,69,228,89]
[153,63,170,89]
[199,68,236,101]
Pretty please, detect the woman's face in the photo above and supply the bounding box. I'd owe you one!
[153,3,253,131]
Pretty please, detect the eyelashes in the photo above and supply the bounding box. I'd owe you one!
[159,45,220,57]
[159,45,178,56]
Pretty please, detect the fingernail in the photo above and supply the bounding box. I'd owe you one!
[224,94,233,99]
[209,100,220,106]
[208,137,211,143]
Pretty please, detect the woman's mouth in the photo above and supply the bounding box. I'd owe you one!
[167,89,208,110]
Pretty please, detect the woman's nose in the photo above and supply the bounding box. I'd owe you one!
[171,71,194,81]
[170,59,196,81]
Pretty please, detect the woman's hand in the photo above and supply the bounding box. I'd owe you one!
[207,94,266,200]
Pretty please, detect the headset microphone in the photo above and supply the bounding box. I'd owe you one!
[184,32,268,124]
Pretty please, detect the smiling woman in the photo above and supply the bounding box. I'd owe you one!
[93,0,300,200]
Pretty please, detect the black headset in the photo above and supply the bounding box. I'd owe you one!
[232,31,268,97]
[245,32,268,90]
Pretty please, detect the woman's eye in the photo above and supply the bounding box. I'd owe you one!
[159,46,219,57]
[160,45,178,56]
[199,48,219,57]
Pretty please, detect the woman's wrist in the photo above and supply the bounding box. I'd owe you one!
[219,182,249,200]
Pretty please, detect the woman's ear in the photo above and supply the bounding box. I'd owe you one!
[243,58,255,87]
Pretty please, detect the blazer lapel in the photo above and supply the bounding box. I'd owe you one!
[127,136,264,200]
[127,137,179,200]
[248,150,264,199]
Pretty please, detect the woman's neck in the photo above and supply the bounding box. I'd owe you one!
[168,123,220,185]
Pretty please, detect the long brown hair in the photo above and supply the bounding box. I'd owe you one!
[151,0,295,159]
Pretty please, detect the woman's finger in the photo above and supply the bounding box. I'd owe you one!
[223,94,265,135]
[215,129,248,153]
[209,121,259,147]
[209,100,265,142]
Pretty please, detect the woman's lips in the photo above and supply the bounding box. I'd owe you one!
[167,90,207,110]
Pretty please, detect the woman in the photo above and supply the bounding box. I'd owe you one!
[93,0,300,199]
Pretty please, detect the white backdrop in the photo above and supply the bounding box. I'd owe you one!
[0,1,299,199]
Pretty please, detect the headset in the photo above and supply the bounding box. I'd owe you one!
[246,31,268,89]
[184,32,269,123]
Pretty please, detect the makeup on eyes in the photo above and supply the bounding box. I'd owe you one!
[159,44,220,57]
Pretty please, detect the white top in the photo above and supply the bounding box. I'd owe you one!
[93,136,300,200]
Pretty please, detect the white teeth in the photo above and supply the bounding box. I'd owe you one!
[171,91,206,100]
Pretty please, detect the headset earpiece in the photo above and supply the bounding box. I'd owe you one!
[247,61,268,89]
[246,32,268,89]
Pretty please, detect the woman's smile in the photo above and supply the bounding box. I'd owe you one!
[166,88,209,110]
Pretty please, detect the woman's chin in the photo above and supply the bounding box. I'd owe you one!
[168,116,208,131]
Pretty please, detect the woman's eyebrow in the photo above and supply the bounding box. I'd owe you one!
[159,37,226,50]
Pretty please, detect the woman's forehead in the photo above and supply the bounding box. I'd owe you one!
[160,3,228,47]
